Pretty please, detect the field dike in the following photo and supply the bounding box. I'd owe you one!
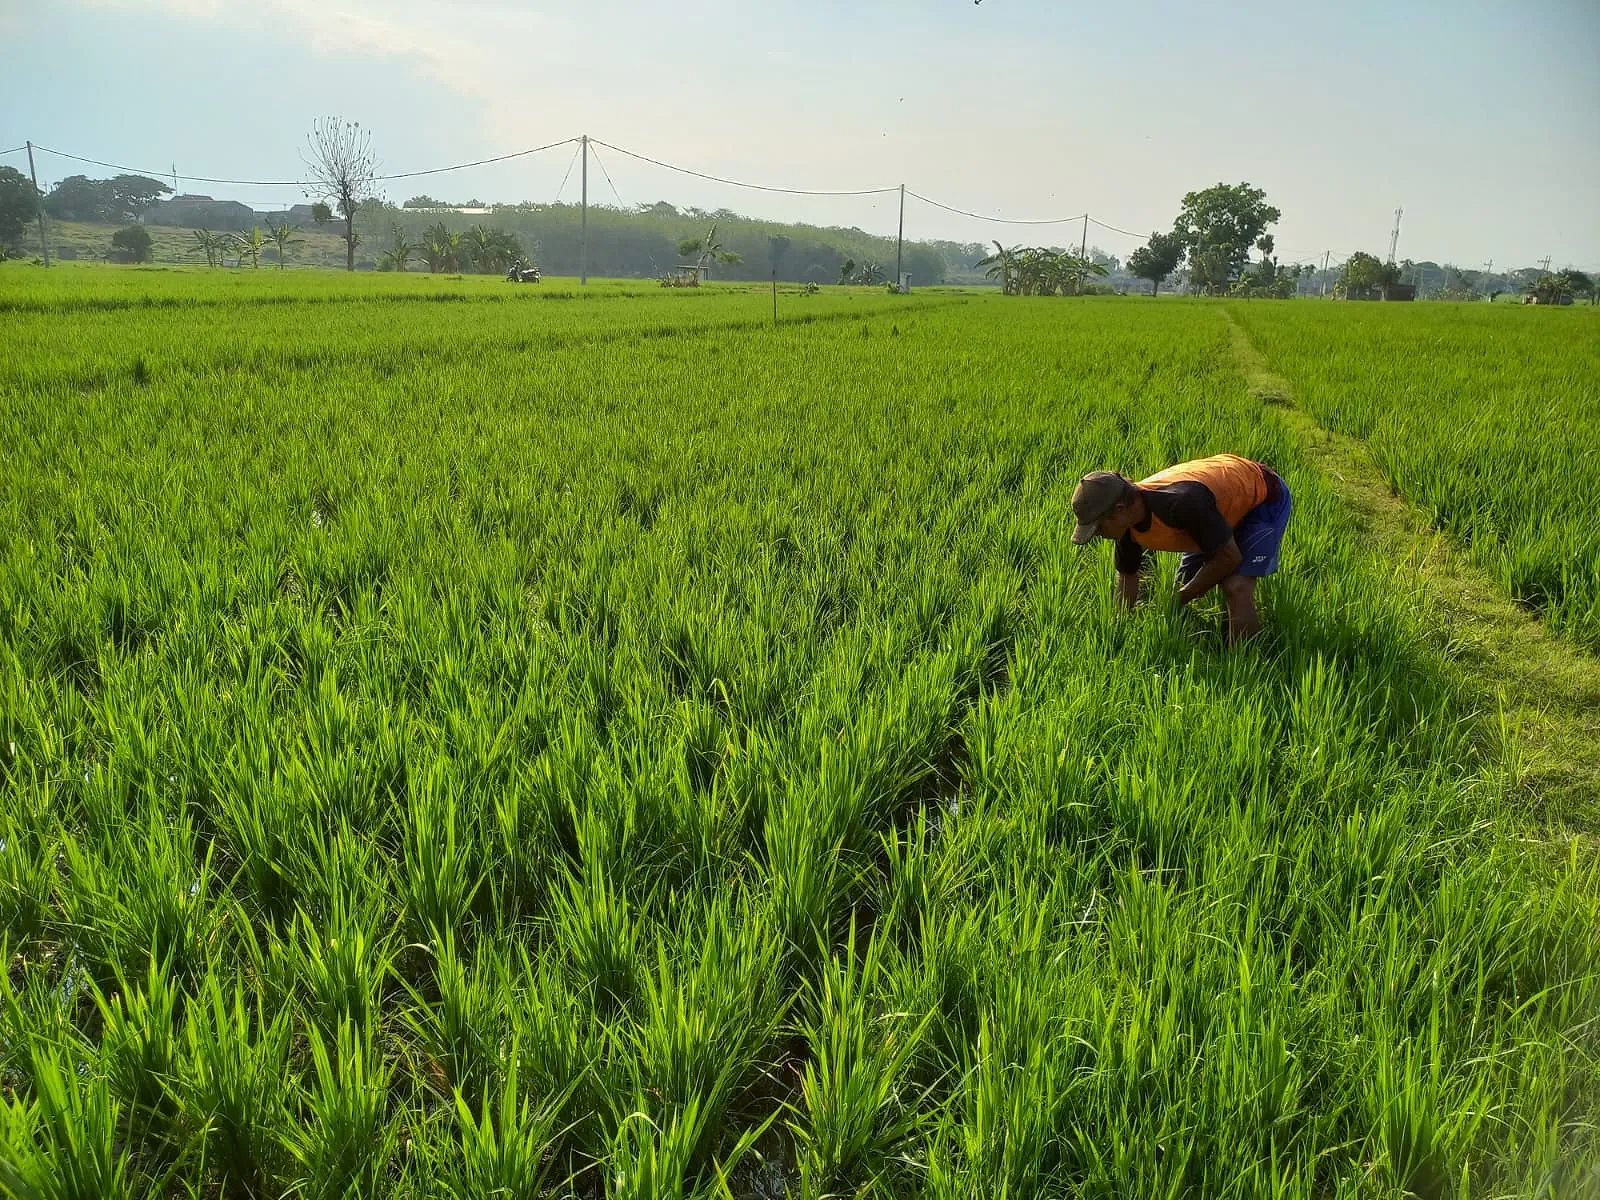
[1225,308,1600,834]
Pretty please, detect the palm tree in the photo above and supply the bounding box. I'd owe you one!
[267,222,298,270]
[838,258,855,286]
[974,241,1022,295]
[676,221,741,281]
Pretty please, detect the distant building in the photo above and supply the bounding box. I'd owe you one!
[145,194,257,231]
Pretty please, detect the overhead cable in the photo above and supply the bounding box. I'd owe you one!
[906,188,1085,226]
[28,137,576,188]
[591,138,895,197]
[589,142,626,207]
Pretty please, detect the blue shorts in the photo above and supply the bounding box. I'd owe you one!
[1179,473,1292,582]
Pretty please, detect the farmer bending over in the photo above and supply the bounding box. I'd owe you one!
[1070,453,1292,644]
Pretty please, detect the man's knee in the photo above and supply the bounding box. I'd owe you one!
[1221,574,1256,604]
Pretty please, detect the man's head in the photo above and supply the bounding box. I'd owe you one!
[1070,471,1141,544]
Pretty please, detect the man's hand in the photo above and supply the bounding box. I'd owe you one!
[1116,570,1141,609]
[1176,539,1243,606]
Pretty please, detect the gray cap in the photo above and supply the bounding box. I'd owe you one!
[1070,472,1131,544]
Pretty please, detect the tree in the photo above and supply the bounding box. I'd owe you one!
[110,225,153,263]
[403,195,446,209]
[44,174,169,222]
[191,227,226,268]
[267,222,298,270]
[974,241,1022,294]
[1127,232,1184,297]
[0,165,39,251]
[302,117,378,271]
[107,175,171,220]
[1055,251,1108,295]
[1529,269,1591,305]
[676,222,741,279]
[422,222,462,273]
[226,226,266,269]
[310,201,333,226]
[379,224,416,272]
[1337,251,1401,300]
[1172,182,1280,294]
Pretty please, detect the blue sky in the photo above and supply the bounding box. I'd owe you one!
[3,0,1596,268]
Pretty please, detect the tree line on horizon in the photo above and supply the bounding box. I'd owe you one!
[0,150,1591,301]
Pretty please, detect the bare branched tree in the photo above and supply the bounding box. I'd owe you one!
[302,117,378,272]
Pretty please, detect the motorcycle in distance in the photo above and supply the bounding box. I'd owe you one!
[506,261,542,283]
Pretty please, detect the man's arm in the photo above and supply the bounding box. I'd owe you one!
[1117,570,1141,608]
[1177,537,1243,605]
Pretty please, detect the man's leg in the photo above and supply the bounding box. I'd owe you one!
[1221,574,1260,643]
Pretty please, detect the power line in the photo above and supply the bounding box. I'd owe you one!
[905,188,1085,226]
[591,138,895,197]
[1087,216,1148,239]
[1,144,27,158]
[26,137,577,188]
[589,141,626,207]
[553,141,582,204]
[375,138,576,182]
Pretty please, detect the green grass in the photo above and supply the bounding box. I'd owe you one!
[1229,300,1600,648]
[0,270,1595,1197]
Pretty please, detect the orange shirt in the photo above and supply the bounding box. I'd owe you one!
[1128,454,1270,554]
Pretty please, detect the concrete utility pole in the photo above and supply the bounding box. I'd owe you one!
[25,142,49,267]
[1321,250,1330,297]
[1079,214,1089,294]
[1386,207,1402,264]
[580,134,589,286]
[1539,255,1552,274]
[895,184,904,291]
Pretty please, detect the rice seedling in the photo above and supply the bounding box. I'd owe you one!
[0,264,1594,1195]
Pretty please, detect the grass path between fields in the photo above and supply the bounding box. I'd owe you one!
[1224,309,1600,835]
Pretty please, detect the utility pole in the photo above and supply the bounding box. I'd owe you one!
[895,183,904,292]
[1321,250,1330,297]
[579,134,588,286]
[1386,207,1402,264]
[1481,259,1493,300]
[1079,214,1088,295]
[1539,255,1552,274]
[25,142,49,268]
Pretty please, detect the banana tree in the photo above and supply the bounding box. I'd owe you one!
[267,222,298,270]
[381,223,416,272]
[974,241,1022,295]
[1055,251,1108,296]
[231,226,266,269]
[191,227,223,268]
[676,222,741,281]
[422,222,461,273]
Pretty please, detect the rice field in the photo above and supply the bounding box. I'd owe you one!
[1,266,1595,1199]
[1230,301,1600,648]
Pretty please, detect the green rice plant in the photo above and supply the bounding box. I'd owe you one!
[618,896,785,1178]
[607,1098,769,1200]
[788,920,934,1197]
[174,972,293,1196]
[421,1043,573,1199]
[398,767,485,946]
[397,932,506,1106]
[92,955,185,1144]
[549,855,643,1012]
[0,1045,141,1200]
[57,806,218,986]
[283,1015,398,1200]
